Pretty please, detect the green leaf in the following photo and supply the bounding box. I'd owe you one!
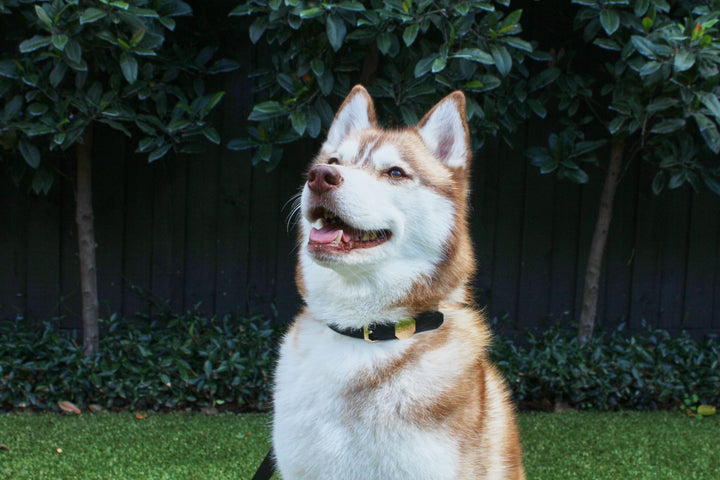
[0,60,18,79]
[19,35,51,53]
[64,40,82,64]
[652,170,665,195]
[290,110,306,135]
[299,7,324,19]
[432,55,447,73]
[646,98,678,114]
[528,67,560,91]
[310,58,324,77]
[80,8,107,24]
[227,137,256,151]
[599,9,620,35]
[703,176,720,196]
[326,14,346,52]
[202,126,221,145]
[19,140,41,168]
[51,34,68,51]
[167,117,191,133]
[453,48,494,65]
[414,54,437,78]
[28,103,49,116]
[49,61,68,87]
[119,52,138,83]
[631,35,658,59]
[502,37,533,53]
[377,33,392,55]
[208,59,240,74]
[490,45,512,77]
[564,167,589,184]
[34,5,52,28]
[203,91,225,116]
[148,143,172,162]
[248,101,285,121]
[650,118,685,134]
[249,16,268,44]
[403,24,419,46]
[527,99,547,118]
[694,113,720,154]
[673,51,695,72]
[697,92,720,121]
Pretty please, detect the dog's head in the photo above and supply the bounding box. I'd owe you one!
[296,85,475,320]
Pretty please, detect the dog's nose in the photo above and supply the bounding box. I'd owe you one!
[307,165,343,193]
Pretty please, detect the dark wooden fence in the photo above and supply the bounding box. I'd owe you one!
[2,71,720,339]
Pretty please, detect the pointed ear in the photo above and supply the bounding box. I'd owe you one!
[417,92,470,170]
[323,85,377,151]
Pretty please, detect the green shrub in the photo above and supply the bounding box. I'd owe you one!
[492,321,720,411]
[1,314,717,412]
[0,312,281,412]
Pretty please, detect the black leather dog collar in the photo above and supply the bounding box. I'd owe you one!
[327,311,444,343]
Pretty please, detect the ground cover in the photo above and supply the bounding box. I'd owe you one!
[0,411,717,479]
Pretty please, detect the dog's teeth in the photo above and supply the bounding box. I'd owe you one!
[369,231,378,240]
[312,219,324,229]
[332,230,343,243]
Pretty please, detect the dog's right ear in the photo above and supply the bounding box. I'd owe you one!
[323,85,377,151]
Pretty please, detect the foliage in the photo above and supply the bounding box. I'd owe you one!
[527,0,720,195]
[0,0,238,193]
[228,0,552,169]
[1,312,718,413]
[0,312,282,412]
[492,320,720,411]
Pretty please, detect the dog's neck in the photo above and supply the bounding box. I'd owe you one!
[300,255,458,329]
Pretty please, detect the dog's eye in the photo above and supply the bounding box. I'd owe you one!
[327,157,340,165]
[387,167,406,180]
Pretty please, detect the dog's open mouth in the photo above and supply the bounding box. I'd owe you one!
[308,207,391,252]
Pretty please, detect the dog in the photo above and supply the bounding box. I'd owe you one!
[272,85,524,480]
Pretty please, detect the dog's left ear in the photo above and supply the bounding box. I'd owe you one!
[417,92,470,171]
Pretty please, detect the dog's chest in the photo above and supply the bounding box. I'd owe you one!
[272,319,459,480]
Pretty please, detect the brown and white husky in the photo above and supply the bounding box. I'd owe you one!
[273,85,524,480]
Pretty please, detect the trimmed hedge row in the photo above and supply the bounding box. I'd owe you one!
[0,313,281,412]
[492,322,720,411]
[1,314,718,412]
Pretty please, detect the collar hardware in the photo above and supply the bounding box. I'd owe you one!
[328,311,443,342]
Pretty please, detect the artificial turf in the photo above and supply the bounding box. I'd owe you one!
[0,411,717,479]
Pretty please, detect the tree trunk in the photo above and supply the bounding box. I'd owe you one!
[76,124,100,357]
[577,139,625,345]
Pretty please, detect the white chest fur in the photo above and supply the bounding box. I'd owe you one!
[272,316,460,480]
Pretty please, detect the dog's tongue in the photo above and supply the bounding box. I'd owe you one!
[310,225,355,244]
[310,225,343,244]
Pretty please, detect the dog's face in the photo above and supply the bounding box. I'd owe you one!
[297,86,474,316]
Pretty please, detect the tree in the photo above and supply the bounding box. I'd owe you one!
[0,0,238,356]
[227,0,556,167]
[526,0,720,344]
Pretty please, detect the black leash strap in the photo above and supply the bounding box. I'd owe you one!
[251,448,275,480]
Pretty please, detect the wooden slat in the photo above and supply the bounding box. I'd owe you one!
[549,176,581,323]
[25,193,61,322]
[93,126,127,320]
[0,176,28,319]
[59,155,80,329]
[657,189,691,329]
[121,152,154,319]
[683,191,720,330]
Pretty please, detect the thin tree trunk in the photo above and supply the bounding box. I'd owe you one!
[577,139,625,345]
[76,124,99,357]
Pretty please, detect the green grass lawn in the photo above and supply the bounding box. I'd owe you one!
[0,411,717,479]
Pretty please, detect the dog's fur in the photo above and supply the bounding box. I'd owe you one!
[272,86,524,480]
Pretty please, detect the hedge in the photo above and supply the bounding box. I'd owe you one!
[1,314,717,412]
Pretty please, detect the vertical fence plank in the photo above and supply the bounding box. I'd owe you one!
[490,131,527,326]
[93,127,127,320]
[25,193,61,322]
[59,156,80,329]
[121,154,154,319]
[657,189,691,330]
[683,191,720,333]
[214,70,253,317]
[549,177,581,324]
[0,177,28,319]
[151,158,187,315]
[600,158,638,329]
